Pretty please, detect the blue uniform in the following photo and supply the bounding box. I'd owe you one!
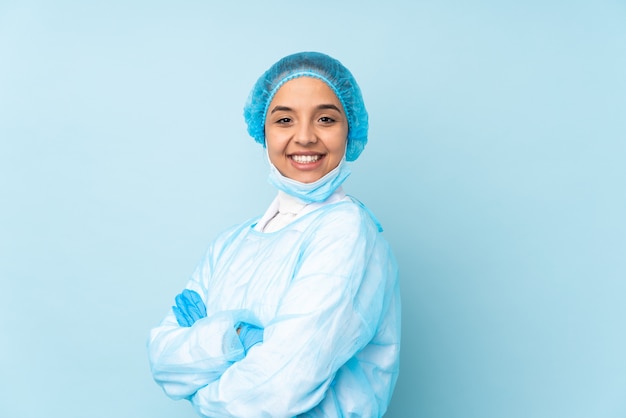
[147,198,400,417]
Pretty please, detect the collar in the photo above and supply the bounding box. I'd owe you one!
[254,187,348,232]
[276,190,308,215]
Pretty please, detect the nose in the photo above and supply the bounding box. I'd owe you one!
[294,121,317,145]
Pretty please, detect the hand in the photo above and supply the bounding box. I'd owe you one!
[172,289,207,327]
[237,323,264,354]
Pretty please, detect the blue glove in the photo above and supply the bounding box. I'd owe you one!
[172,289,207,327]
[237,323,264,354]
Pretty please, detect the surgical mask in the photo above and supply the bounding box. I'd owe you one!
[267,155,351,204]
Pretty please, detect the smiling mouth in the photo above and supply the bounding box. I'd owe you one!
[290,154,323,164]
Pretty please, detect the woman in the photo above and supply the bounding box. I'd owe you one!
[147,51,401,417]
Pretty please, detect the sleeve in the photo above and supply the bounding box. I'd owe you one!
[301,268,401,417]
[189,207,392,417]
[146,235,261,400]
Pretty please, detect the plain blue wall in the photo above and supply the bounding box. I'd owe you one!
[1,1,625,417]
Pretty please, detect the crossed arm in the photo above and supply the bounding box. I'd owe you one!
[147,210,397,417]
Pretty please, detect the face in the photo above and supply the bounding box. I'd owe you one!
[265,77,348,184]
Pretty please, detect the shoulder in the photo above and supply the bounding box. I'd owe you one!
[306,199,383,244]
[205,217,259,257]
[319,198,381,229]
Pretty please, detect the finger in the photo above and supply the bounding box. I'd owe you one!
[176,298,200,325]
[187,290,206,313]
[175,293,187,309]
[172,305,190,327]
[190,298,207,319]
[184,289,202,305]
[182,290,207,318]
[186,304,203,323]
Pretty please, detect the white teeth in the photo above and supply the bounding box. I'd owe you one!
[292,155,320,163]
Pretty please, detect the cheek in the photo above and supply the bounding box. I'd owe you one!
[264,127,276,149]
[331,134,348,155]
[265,131,285,156]
[331,124,349,152]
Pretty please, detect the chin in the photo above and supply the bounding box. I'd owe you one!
[292,173,324,184]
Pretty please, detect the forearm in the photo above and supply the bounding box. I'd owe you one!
[189,347,333,418]
[147,310,252,399]
[186,293,375,416]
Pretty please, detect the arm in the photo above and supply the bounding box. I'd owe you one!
[302,275,401,417]
[147,233,262,400]
[189,207,393,417]
[147,308,259,400]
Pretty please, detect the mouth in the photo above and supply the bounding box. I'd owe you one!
[289,154,325,164]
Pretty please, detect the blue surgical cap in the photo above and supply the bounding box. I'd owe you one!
[244,51,368,162]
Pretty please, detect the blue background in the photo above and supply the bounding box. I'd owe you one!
[1,1,625,417]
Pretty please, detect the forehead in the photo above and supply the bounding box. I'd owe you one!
[270,76,341,105]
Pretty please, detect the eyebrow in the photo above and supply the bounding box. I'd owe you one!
[270,105,293,114]
[317,104,343,113]
[270,104,343,114]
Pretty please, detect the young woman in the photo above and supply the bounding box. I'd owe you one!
[147,51,401,417]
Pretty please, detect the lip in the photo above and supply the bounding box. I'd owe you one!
[288,153,326,171]
[288,150,325,156]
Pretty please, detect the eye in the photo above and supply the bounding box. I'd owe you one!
[275,117,292,124]
[319,116,336,123]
